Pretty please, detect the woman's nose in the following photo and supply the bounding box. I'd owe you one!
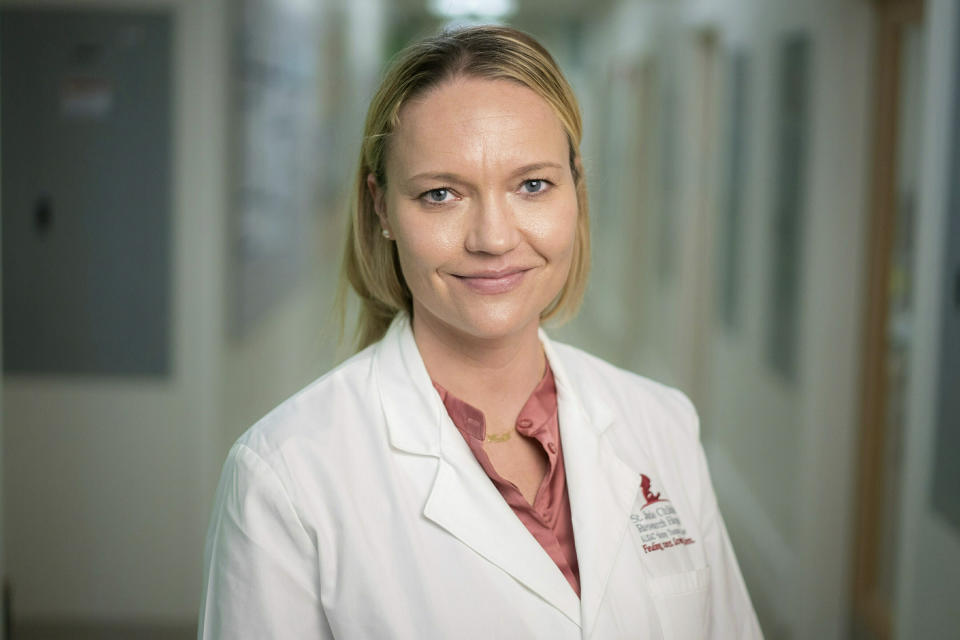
[464,194,522,255]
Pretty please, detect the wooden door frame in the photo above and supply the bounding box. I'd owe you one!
[853,0,925,637]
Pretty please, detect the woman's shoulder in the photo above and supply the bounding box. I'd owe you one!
[233,343,381,462]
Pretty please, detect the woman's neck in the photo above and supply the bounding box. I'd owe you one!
[411,312,546,417]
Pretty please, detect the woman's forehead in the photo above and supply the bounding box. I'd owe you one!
[387,77,568,178]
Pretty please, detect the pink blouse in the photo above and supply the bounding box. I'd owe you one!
[432,362,581,596]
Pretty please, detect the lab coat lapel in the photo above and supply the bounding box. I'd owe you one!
[376,315,582,627]
[541,334,647,638]
[424,432,582,626]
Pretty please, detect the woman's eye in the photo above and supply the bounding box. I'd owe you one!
[422,188,453,204]
[521,179,549,194]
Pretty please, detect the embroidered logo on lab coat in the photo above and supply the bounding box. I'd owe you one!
[630,474,696,554]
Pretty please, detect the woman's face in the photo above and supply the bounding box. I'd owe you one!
[370,76,579,344]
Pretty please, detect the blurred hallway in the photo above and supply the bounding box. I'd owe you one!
[1,0,958,638]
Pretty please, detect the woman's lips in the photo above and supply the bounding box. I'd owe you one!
[453,269,530,294]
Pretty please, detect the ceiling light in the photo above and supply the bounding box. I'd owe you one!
[427,0,517,19]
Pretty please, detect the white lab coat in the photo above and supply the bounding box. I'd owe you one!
[199,314,763,639]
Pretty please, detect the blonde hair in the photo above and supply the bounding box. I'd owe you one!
[339,25,590,350]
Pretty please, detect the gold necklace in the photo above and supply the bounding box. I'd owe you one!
[485,431,512,444]
[483,351,545,445]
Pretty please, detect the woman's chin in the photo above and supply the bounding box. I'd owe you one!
[416,302,544,344]
[461,317,540,342]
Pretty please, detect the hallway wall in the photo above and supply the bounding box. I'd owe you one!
[564,1,875,637]
[2,0,228,623]
[1,0,385,630]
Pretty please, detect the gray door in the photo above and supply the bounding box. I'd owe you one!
[1,8,172,376]
[931,4,960,528]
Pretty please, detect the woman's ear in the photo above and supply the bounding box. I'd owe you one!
[366,173,389,232]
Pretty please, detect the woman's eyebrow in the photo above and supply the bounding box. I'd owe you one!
[509,162,564,177]
[407,171,466,184]
[407,162,564,184]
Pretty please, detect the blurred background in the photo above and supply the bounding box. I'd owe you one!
[0,0,957,637]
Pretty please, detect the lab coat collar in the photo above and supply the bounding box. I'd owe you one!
[375,314,644,633]
[375,314,619,452]
[375,313,444,457]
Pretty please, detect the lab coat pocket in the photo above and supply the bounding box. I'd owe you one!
[647,565,711,640]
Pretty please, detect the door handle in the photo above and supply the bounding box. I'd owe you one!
[34,195,53,236]
[954,264,959,311]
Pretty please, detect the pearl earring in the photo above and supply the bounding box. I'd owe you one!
[381,228,392,239]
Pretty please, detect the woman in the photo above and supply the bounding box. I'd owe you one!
[199,25,762,639]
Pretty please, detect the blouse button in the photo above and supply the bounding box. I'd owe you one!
[517,418,533,428]
[547,442,557,454]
